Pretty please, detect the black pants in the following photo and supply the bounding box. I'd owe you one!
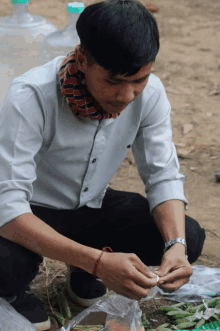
[0,188,206,296]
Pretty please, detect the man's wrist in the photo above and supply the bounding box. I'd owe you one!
[69,243,102,275]
[164,242,188,259]
[164,237,187,252]
[166,242,186,252]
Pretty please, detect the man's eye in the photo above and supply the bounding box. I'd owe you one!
[106,80,119,85]
[106,79,146,85]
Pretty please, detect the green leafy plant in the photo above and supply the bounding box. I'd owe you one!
[146,297,220,331]
[142,312,149,328]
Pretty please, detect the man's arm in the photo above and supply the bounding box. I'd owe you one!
[0,213,101,275]
[152,199,192,292]
[152,199,186,249]
[132,77,191,291]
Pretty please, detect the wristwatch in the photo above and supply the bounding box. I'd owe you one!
[164,238,188,259]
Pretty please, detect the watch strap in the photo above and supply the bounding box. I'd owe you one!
[164,238,188,259]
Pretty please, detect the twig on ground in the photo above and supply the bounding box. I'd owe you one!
[45,270,64,288]
[45,259,57,317]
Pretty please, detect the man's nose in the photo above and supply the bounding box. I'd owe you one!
[116,85,136,103]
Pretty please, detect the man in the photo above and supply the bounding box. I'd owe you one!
[0,0,205,330]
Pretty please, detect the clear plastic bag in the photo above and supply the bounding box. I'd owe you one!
[59,289,159,331]
[0,298,37,331]
[60,267,160,331]
[158,265,220,303]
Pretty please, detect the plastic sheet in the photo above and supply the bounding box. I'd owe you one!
[158,265,220,303]
[0,298,37,331]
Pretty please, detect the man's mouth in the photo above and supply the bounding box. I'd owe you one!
[110,102,126,108]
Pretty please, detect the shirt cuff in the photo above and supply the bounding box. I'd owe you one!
[0,190,33,228]
[147,179,188,214]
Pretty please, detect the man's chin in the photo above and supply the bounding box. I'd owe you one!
[104,103,126,113]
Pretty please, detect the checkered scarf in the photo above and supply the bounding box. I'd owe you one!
[59,44,122,120]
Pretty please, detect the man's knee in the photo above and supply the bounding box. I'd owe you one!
[185,216,206,264]
[0,236,43,295]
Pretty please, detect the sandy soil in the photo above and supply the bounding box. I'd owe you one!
[1,0,220,330]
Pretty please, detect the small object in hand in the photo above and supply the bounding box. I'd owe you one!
[145,4,159,13]
[151,273,159,282]
[215,171,220,182]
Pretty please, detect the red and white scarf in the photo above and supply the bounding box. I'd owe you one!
[59,44,122,120]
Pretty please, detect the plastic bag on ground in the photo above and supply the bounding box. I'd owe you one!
[60,288,159,331]
[158,265,220,303]
[0,298,37,331]
[60,267,160,331]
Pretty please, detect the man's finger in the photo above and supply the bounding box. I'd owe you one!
[158,277,189,292]
[153,263,171,278]
[135,259,159,279]
[134,262,159,288]
[158,267,190,285]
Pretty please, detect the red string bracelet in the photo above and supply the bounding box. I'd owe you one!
[93,246,113,277]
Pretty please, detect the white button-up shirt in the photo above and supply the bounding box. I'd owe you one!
[0,56,188,228]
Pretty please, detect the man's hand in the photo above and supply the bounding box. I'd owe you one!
[96,252,158,301]
[153,243,193,293]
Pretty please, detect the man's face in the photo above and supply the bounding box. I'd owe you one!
[75,49,153,114]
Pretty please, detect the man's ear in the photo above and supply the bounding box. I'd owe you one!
[75,47,87,73]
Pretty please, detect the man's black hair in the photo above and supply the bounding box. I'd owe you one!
[76,0,160,77]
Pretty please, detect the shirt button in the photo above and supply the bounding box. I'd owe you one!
[92,158,96,163]
[127,145,131,148]
[84,188,88,192]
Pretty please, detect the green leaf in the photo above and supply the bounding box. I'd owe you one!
[188,303,204,312]
[212,314,220,321]
[207,297,220,307]
[195,318,206,329]
[175,321,196,329]
[167,311,192,317]
[58,291,72,319]
[142,313,149,328]
[72,326,103,331]
[171,302,189,309]
[54,312,65,326]
[160,306,182,312]
[175,316,198,326]
[167,310,184,316]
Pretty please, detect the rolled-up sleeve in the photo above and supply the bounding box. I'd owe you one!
[132,82,188,213]
[0,82,45,227]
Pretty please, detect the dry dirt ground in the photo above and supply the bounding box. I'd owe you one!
[1,0,220,330]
